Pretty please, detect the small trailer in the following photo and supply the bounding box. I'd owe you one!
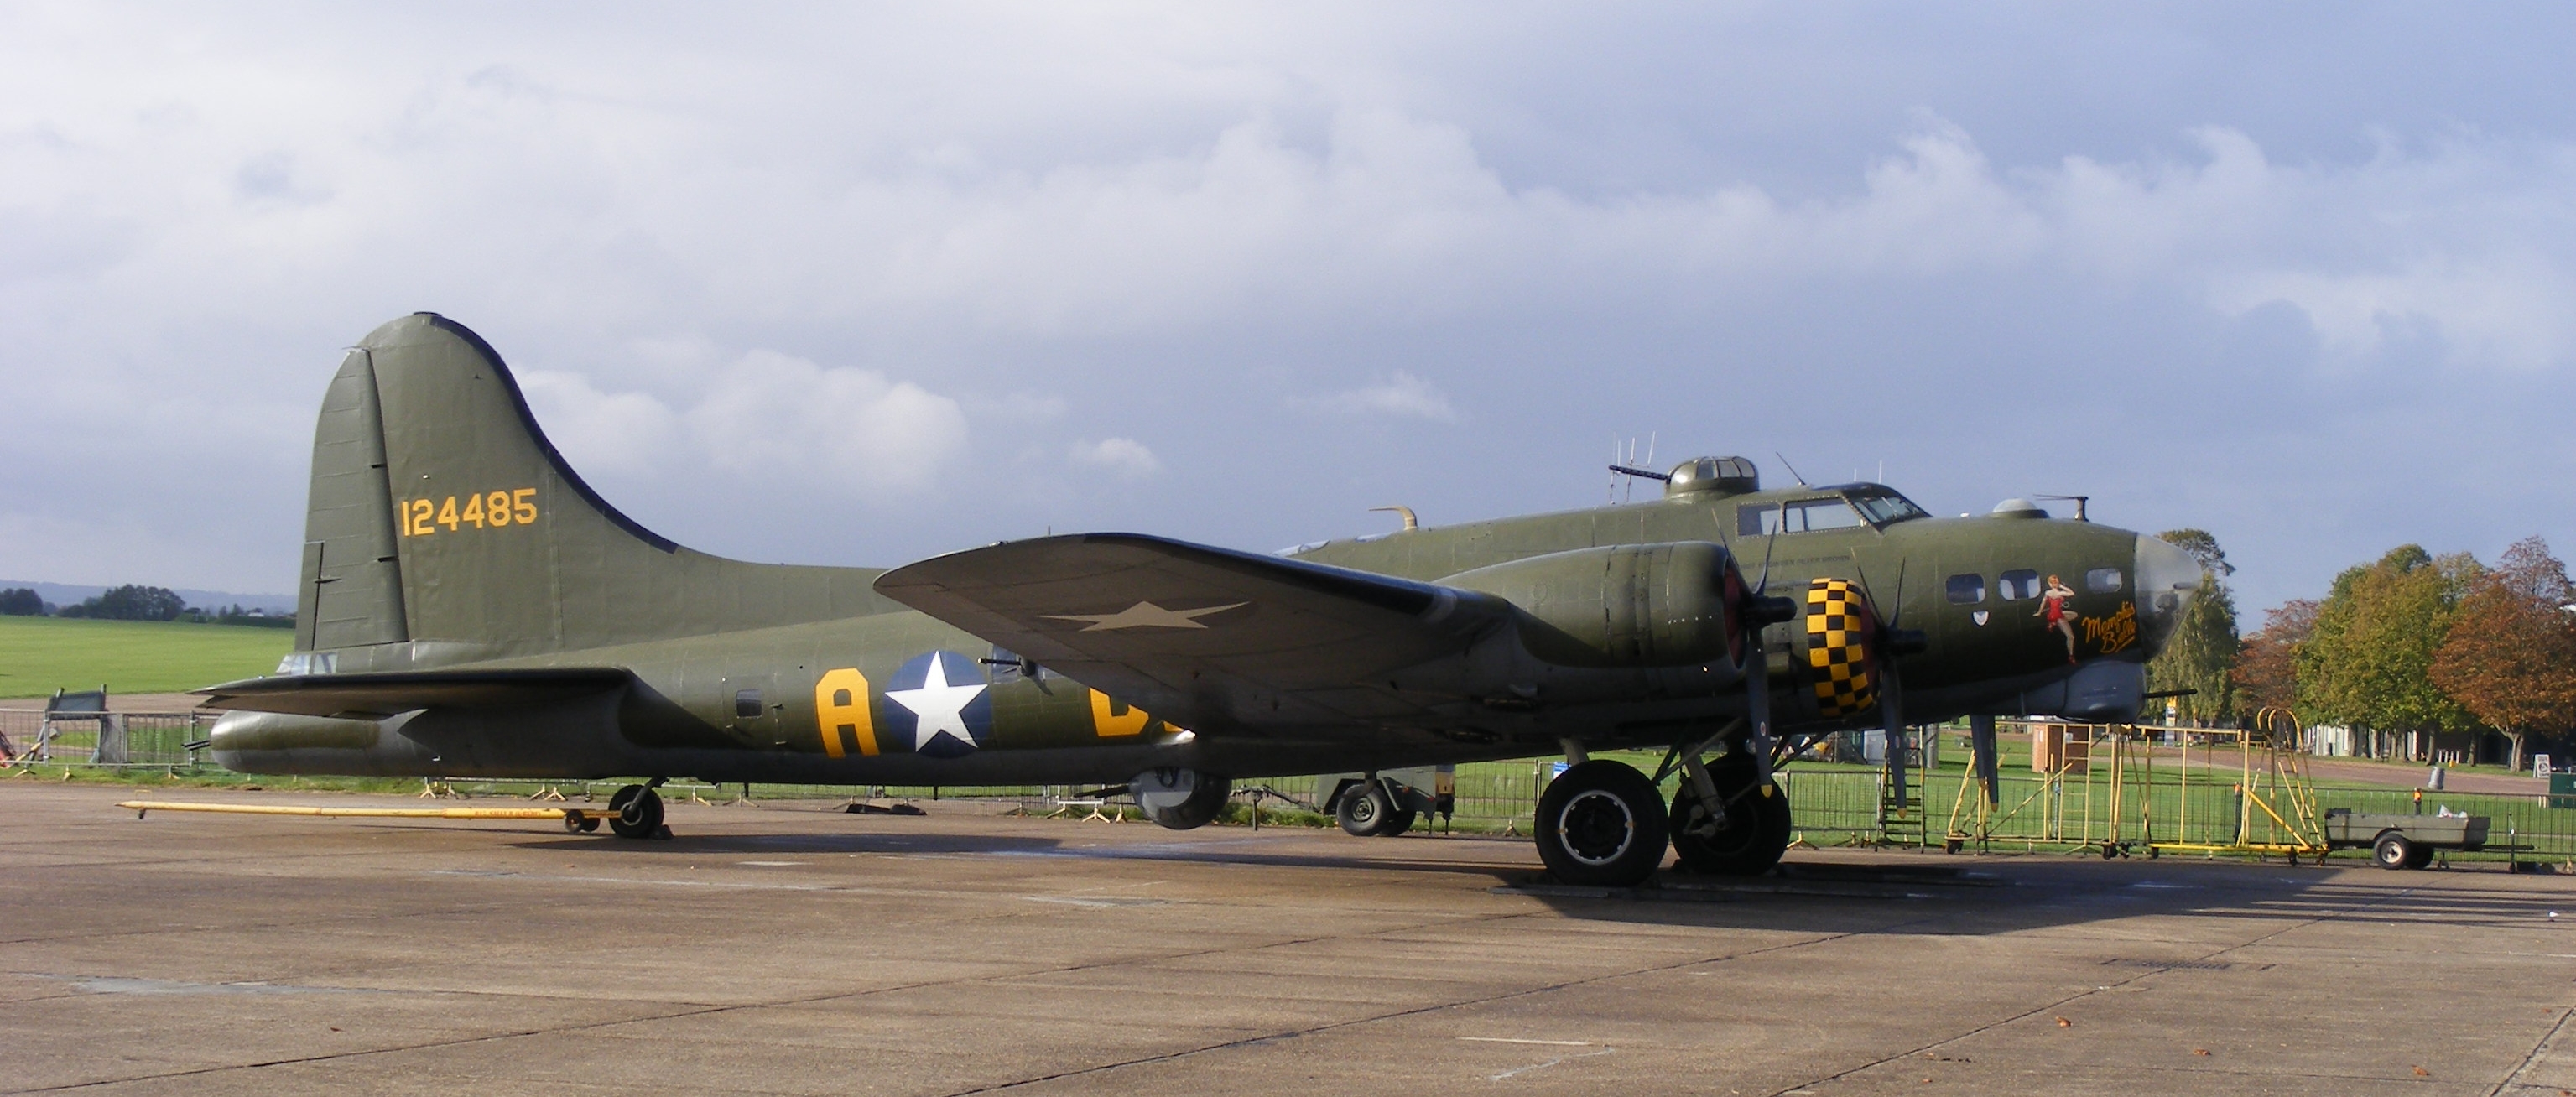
[2324,808,2490,870]
[1318,766,1455,836]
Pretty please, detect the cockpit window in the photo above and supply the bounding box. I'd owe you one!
[1844,486,1932,528]
[1738,497,1866,536]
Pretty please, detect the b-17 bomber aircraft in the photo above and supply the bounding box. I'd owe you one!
[201,314,2204,886]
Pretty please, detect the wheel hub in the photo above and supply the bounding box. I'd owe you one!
[1558,789,1637,866]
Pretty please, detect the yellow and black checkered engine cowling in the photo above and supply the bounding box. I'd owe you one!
[1800,578,1881,719]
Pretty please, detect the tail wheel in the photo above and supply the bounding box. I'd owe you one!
[608,784,664,840]
[1670,757,1792,876]
[1534,761,1668,886]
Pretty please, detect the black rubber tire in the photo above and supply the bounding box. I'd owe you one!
[1668,760,1792,877]
[562,811,588,834]
[609,785,664,840]
[2403,844,2435,871]
[1335,781,1392,836]
[2373,832,2414,871]
[1534,760,1669,886]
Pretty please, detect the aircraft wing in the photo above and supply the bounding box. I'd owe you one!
[195,668,635,719]
[873,533,1511,733]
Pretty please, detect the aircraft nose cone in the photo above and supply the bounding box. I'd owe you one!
[2132,533,2204,657]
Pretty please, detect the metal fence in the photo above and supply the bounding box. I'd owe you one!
[13,715,2567,863]
[0,709,213,767]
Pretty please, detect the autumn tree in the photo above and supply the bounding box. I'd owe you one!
[2147,528,2240,724]
[2296,545,2480,758]
[2430,537,2576,771]
[2233,598,2318,715]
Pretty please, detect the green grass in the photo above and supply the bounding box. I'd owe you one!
[0,615,292,699]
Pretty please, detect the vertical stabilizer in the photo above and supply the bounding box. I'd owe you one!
[292,313,896,665]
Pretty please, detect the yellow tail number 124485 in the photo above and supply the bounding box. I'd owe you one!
[401,488,539,536]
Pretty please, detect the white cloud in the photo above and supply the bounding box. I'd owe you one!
[1,6,2573,602]
[518,370,682,476]
[1309,372,1460,422]
[684,351,968,492]
[2212,257,2576,372]
[1069,438,1162,478]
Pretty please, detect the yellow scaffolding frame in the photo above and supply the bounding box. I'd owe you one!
[2129,707,2326,860]
[1941,710,2327,860]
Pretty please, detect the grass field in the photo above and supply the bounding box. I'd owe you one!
[0,615,291,699]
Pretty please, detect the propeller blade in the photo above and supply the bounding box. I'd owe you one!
[1970,714,2001,807]
[1733,548,1795,783]
[1746,630,1773,782]
[1888,558,1907,629]
[1881,663,1907,811]
[1752,513,1779,595]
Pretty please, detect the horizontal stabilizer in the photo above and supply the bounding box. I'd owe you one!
[874,533,1511,733]
[195,668,634,719]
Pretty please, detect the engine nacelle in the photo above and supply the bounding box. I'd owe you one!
[1439,542,1745,668]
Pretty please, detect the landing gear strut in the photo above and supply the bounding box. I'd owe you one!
[606,781,669,840]
[1533,760,1668,886]
[1669,753,1792,876]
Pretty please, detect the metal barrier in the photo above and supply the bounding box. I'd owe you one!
[0,709,213,767]
[16,715,2566,863]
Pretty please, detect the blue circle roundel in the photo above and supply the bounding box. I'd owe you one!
[882,651,993,759]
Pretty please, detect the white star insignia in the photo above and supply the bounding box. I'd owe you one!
[1043,600,1247,632]
[884,655,988,751]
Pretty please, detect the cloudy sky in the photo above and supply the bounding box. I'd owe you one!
[4,3,2571,614]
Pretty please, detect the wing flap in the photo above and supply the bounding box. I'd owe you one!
[195,668,634,719]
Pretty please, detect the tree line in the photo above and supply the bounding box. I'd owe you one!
[0,585,295,629]
[2149,531,2573,770]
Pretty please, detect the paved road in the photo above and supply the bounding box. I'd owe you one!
[2305,756,2547,797]
[3,783,2570,1095]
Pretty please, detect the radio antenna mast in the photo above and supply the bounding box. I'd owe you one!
[1774,451,1809,487]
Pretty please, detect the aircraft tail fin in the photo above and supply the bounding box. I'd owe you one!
[294,313,893,661]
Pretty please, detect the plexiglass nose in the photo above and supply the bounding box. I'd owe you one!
[2131,533,2204,658]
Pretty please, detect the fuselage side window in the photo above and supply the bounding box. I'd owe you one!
[1736,503,1776,538]
[2085,568,2124,594]
[1945,574,1985,604]
[1997,569,2042,600]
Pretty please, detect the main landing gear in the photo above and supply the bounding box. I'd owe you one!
[1532,753,1793,887]
[1533,761,1670,886]
[561,780,673,840]
[1669,753,1792,877]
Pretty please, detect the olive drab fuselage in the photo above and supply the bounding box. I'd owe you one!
[209,313,2191,785]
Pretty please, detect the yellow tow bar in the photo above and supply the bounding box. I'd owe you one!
[116,800,605,830]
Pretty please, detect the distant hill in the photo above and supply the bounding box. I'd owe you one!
[0,580,294,616]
